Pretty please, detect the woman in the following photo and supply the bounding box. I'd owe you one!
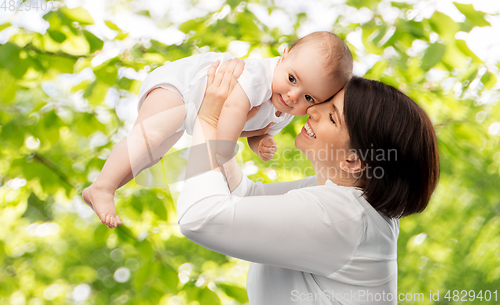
[177,59,439,304]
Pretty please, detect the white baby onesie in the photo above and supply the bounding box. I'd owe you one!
[137,52,294,136]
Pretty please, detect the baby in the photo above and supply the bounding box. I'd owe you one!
[82,31,353,228]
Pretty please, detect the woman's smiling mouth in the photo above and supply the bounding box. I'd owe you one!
[302,120,316,138]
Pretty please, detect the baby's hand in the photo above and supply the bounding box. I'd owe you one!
[258,135,277,161]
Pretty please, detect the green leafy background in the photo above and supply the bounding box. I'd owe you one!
[1,0,500,304]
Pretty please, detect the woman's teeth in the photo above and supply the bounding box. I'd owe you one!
[305,122,316,138]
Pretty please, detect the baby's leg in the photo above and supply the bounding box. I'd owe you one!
[116,130,184,189]
[82,88,185,228]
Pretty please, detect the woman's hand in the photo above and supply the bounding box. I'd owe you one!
[198,59,245,128]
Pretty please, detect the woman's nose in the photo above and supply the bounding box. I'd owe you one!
[306,104,320,120]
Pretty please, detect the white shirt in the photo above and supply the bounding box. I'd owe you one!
[137,53,294,136]
[177,171,399,305]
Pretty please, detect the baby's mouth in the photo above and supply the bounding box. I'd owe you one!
[279,95,290,107]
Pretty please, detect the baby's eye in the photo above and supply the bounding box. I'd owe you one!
[305,95,314,103]
[288,74,296,84]
[329,113,336,124]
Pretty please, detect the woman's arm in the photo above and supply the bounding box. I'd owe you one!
[184,59,245,191]
[177,172,364,277]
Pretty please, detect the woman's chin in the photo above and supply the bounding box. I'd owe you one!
[294,134,306,154]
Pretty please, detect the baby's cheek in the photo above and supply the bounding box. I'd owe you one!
[295,105,309,116]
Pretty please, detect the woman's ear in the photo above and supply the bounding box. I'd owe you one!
[340,152,364,175]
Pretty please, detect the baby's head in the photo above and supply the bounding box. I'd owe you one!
[271,31,353,116]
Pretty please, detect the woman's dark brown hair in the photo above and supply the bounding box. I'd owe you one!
[343,76,440,218]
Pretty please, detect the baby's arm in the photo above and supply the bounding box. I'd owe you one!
[216,83,252,160]
[247,134,277,161]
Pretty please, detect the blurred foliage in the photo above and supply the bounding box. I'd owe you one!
[1,0,500,304]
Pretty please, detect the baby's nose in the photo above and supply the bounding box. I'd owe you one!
[287,90,300,103]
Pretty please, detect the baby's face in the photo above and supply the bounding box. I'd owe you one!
[271,48,343,116]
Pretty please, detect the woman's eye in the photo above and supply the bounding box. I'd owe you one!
[288,74,296,83]
[305,95,314,102]
[329,113,336,124]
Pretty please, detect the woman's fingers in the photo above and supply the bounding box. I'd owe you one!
[213,59,231,87]
[228,59,244,94]
[207,60,220,86]
[220,59,241,92]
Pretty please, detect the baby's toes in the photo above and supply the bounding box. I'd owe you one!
[116,216,123,226]
[106,214,113,226]
[106,216,114,228]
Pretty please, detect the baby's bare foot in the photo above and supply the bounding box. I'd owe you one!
[82,184,123,228]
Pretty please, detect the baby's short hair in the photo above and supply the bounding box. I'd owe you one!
[290,31,353,84]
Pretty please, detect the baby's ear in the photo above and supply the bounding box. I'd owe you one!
[278,48,289,63]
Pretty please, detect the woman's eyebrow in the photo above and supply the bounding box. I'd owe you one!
[332,104,342,127]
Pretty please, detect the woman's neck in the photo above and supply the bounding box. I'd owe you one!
[315,166,362,187]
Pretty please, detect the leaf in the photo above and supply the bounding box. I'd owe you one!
[117,77,133,90]
[104,20,129,40]
[390,2,412,9]
[346,0,378,9]
[152,197,167,220]
[60,7,94,25]
[455,39,482,63]
[364,60,388,79]
[218,283,249,303]
[10,58,31,79]
[0,42,20,70]
[1,121,25,149]
[83,30,104,53]
[463,66,478,85]
[40,111,63,145]
[134,260,153,290]
[179,19,205,33]
[116,225,136,243]
[104,20,120,31]
[0,70,17,104]
[481,72,497,90]
[428,11,458,40]
[60,34,90,56]
[0,22,11,32]
[85,81,109,106]
[159,265,179,291]
[74,112,105,137]
[22,193,54,221]
[48,30,67,43]
[361,23,384,55]
[402,20,427,40]
[43,55,77,74]
[94,63,118,85]
[454,3,490,27]
[199,288,221,305]
[227,0,244,9]
[421,43,446,71]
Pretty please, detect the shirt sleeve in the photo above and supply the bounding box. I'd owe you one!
[266,114,294,136]
[238,58,274,108]
[231,175,317,197]
[177,171,364,278]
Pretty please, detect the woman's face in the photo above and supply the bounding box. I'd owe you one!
[295,89,352,171]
